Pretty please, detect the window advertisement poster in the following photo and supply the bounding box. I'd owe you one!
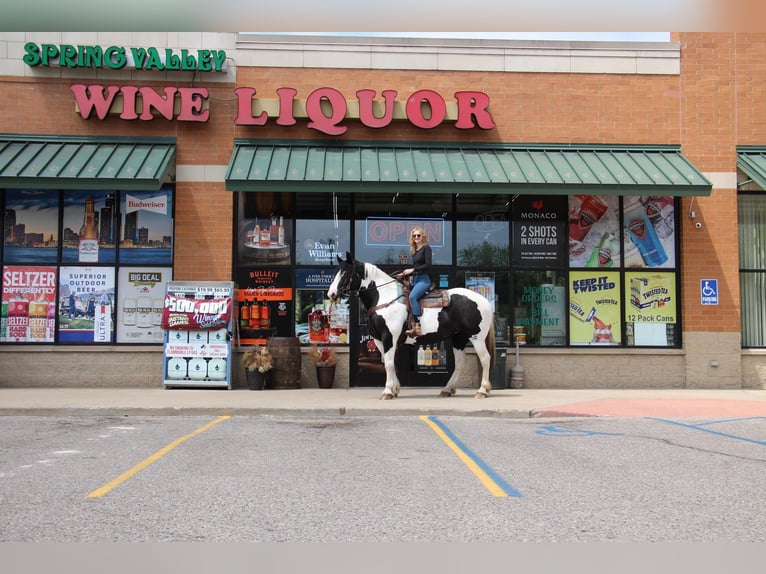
[116,267,171,343]
[235,268,293,345]
[624,271,678,346]
[119,189,174,265]
[568,194,620,268]
[569,270,621,345]
[512,196,568,268]
[62,190,116,264]
[295,268,350,345]
[465,272,496,312]
[295,219,349,265]
[622,195,676,268]
[1,265,57,343]
[58,266,115,343]
[3,189,59,264]
[237,192,292,266]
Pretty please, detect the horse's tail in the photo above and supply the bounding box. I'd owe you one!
[486,317,496,371]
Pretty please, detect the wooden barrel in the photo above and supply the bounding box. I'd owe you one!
[267,337,302,389]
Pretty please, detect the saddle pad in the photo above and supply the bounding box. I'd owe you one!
[421,291,450,308]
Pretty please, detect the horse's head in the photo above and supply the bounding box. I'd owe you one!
[327,251,364,302]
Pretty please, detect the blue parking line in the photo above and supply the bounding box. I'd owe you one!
[647,417,766,446]
[423,416,522,498]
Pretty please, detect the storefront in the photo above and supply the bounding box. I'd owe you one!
[1,32,764,390]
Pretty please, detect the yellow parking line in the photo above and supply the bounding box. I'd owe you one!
[87,415,231,499]
[420,415,521,498]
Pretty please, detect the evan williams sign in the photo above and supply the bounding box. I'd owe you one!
[69,85,495,134]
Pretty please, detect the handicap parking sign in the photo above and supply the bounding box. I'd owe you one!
[701,279,719,305]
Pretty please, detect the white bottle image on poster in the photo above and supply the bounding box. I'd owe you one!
[78,196,99,263]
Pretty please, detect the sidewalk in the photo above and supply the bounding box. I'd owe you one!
[2,386,766,419]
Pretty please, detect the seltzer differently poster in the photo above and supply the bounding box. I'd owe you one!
[1,265,58,343]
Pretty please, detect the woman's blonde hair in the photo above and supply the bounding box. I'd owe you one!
[409,227,429,254]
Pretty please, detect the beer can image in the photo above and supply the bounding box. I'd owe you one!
[136,297,153,328]
[151,298,163,326]
[122,298,137,326]
[28,300,48,341]
[7,298,29,342]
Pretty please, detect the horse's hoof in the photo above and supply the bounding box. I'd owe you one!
[474,391,488,399]
[381,393,394,400]
[439,390,451,397]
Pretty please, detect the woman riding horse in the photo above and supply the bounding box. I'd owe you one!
[327,252,495,400]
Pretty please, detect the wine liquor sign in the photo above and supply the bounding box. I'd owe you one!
[23,43,496,134]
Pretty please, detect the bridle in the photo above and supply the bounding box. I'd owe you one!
[338,263,407,316]
[337,262,363,298]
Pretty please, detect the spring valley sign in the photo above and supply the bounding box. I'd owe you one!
[24,43,496,135]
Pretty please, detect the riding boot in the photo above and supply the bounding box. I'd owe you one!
[405,317,421,337]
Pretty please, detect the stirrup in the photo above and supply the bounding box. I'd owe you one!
[405,322,421,337]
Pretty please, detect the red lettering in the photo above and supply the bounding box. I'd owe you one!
[406,90,446,129]
[357,89,397,129]
[454,91,495,129]
[139,86,176,120]
[276,87,297,126]
[70,84,121,120]
[234,87,268,125]
[175,87,209,121]
[306,87,347,135]
[119,85,139,120]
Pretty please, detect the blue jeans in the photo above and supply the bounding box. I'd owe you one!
[409,273,430,317]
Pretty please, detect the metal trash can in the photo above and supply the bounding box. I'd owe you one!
[490,348,508,389]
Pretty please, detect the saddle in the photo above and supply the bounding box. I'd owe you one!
[396,274,450,330]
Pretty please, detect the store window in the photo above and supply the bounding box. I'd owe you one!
[1,187,174,344]
[739,193,766,347]
[508,193,680,348]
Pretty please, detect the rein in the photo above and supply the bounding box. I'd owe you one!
[340,266,407,317]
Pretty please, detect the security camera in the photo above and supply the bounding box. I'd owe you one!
[695,221,703,229]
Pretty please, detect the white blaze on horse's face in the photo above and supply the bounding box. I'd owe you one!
[327,268,342,302]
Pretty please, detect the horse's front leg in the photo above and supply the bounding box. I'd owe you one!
[380,345,400,400]
[439,347,466,397]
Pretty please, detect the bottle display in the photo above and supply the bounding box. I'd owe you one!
[259,299,270,329]
[270,216,278,244]
[78,196,99,263]
[248,298,260,329]
[278,216,285,246]
[308,294,329,343]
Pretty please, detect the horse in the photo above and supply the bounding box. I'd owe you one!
[327,252,495,400]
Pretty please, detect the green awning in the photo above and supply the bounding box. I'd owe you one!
[226,140,711,196]
[737,147,766,190]
[0,135,176,190]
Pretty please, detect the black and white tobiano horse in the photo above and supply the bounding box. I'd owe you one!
[327,253,496,400]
